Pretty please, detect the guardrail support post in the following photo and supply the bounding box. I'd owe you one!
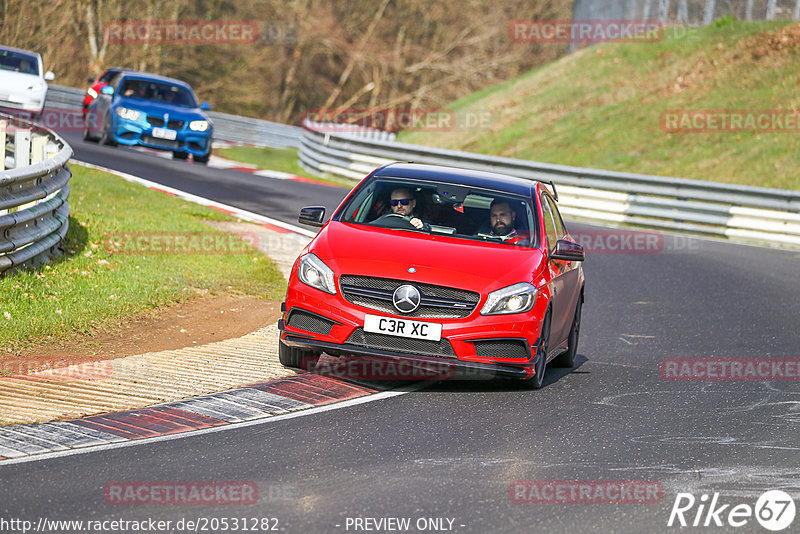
[0,119,6,172]
[14,130,31,169]
[31,134,46,164]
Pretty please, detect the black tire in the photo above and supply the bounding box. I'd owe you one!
[553,295,582,368]
[82,115,97,142]
[99,114,117,146]
[278,339,319,370]
[193,150,210,164]
[522,310,550,389]
[173,151,189,160]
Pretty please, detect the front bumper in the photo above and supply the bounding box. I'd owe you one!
[111,117,212,156]
[0,95,45,115]
[280,329,536,380]
[279,279,548,380]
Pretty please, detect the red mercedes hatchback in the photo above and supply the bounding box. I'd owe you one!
[279,163,585,388]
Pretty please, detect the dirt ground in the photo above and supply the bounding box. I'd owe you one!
[7,294,282,373]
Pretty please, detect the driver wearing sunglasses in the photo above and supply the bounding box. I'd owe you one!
[390,188,428,230]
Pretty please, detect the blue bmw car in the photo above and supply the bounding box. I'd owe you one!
[83,71,213,163]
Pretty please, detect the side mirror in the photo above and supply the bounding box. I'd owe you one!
[200,101,211,111]
[101,85,114,96]
[550,239,585,261]
[298,206,326,227]
[44,71,55,81]
[88,77,96,84]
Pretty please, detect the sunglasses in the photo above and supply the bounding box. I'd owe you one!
[390,199,413,206]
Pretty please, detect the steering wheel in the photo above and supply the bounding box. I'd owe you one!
[370,213,418,230]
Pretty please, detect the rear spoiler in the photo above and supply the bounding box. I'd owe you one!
[544,180,558,202]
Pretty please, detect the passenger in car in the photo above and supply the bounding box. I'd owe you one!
[475,199,530,244]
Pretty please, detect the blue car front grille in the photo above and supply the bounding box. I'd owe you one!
[147,115,184,129]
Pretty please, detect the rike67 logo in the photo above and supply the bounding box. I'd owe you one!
[668,490,796,531]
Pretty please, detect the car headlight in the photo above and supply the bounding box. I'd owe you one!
[87,88,98,98]
[28,82,44,92]
[481,282,537,315]
[115,107,141,121]
[298,253,336,295]
[189,120,209,132]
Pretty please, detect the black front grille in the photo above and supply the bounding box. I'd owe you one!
[148,116,184,129]
[472,339,530,359]
[339,275,479,319]
[287,309,335,335]
[346,328,455,358]
[141,135,180,149]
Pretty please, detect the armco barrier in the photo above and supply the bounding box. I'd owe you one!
[298,121,800,247]
[46,85,303,149]
[0,113,72,275]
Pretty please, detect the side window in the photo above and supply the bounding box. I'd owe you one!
[543,193,567,239]
[540,193,558,251]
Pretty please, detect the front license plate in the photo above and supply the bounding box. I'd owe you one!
[152,127,177,140]
[364,314,442,341]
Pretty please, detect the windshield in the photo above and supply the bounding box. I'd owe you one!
[338,177,538,248]
[118,78,198,108]
[0,49,39,75]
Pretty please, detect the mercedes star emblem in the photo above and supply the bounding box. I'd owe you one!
[392,285,421,314]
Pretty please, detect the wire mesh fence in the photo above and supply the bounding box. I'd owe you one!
[571,0,800,50]
[573,0,800,25]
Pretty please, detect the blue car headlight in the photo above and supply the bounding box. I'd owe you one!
[115,107,141,121]
[189,120,210,132]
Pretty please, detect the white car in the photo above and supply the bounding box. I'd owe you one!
[0,45,55,119]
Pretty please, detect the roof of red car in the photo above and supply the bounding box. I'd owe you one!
[372,163,539,197]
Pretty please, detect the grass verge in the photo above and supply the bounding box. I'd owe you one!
[400,19,800,190]
[0,164,287,354]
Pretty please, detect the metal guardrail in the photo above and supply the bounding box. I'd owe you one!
[299,123,800,247]
[0,114,72,275]
[45,85,303,148]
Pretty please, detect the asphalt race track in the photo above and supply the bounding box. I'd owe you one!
[2,138,800,533]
